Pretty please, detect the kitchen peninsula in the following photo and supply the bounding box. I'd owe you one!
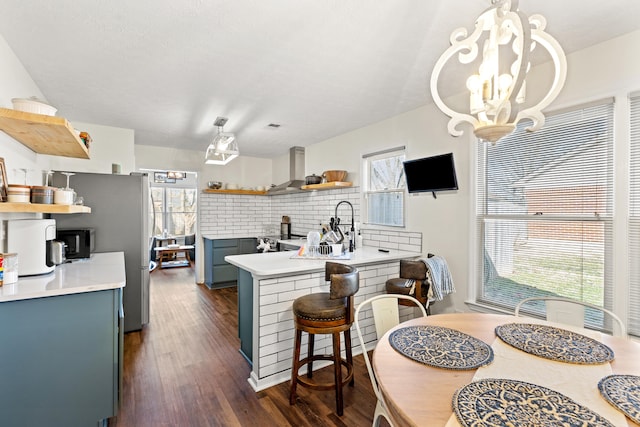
[225,246,421,391]
[0,252,125,427]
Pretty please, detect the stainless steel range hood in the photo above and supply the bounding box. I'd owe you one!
[267,146,306,195]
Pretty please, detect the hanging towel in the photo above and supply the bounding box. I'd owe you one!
[420,255,455,301]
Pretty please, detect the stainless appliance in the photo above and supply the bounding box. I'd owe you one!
[50,240,66,265]
[7,218,56,276]
[267,147,306,195]
[56,228,94,259]
[280,222,291,240]
[52,172,150,332]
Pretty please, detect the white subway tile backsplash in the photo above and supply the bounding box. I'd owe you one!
[259,333,278,347]
[260,313,278,325]
[278,289,309,303]
[293,277,318,290]
[259,293,279,306]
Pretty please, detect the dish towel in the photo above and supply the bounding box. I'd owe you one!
[420,255,455,301]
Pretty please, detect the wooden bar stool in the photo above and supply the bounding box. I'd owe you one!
[385,258,431,312]
[289,262,359,416]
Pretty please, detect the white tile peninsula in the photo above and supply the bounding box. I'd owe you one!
[0,252,125,426]
[225,246,421,391]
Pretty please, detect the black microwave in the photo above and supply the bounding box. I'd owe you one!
[56,228,95,259]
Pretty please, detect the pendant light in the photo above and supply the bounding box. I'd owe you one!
[205,116,239,165]
[430,0,567,143]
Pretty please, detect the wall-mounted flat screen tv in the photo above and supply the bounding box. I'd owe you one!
[403,152,458,197]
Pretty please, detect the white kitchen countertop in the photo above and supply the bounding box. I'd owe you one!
[225,246,421,278]
[0,252,126,303]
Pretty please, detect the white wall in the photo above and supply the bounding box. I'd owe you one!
[302,30,640,314]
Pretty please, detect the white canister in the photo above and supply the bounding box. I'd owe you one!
[54,189,76,205]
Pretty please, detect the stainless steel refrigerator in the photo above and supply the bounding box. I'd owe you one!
[52,172,150,332]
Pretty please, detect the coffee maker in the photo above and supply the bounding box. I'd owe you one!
[7,219,57,276]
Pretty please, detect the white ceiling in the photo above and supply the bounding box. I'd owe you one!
[1,1,639,158]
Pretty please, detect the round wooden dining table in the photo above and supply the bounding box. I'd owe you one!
[372,312,640,427]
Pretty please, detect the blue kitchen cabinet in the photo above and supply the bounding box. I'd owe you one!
[204,238,257,289]
[237,267,253,363]
[0,288,122,427]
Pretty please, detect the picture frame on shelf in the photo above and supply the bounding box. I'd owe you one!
[0,157,7,202]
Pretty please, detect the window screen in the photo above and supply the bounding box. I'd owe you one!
[476,99,615,331]
[363,147,405,227]
[628,92,640,336]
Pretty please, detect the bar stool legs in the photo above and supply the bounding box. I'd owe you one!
[289,327,354,416]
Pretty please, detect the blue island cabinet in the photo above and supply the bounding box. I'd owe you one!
[0,288,122,427]
[204,237,257,289]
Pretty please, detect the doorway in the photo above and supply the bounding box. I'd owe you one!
[147,170,197,271]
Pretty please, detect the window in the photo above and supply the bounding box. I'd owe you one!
[149,174,197,237]
[476,100,615,331]
[629,92,640,336]
[363,147,406,227]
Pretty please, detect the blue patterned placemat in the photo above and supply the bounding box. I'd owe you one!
[388,325,493,370]
[453,378,615,427]
[598,374,640,424]
[495,323,614,364]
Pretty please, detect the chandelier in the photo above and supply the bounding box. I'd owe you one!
[205,116,239,165]
[430,0,567,143]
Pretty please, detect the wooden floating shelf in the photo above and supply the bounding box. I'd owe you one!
[203,189,267,195]
[0,202,91,214]
[0,108,90,159]
[301,181,352,190]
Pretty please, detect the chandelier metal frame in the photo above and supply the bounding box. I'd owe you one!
[430,0,567,143]
[205,117,239,165]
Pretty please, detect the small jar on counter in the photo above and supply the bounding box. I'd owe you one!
[0,253,18,286]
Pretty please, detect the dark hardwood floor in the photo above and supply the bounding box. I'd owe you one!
[110,265,387,427]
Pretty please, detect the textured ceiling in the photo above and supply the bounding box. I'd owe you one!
[0,1,639,158]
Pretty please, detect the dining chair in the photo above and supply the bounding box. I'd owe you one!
[515,296,626,337]
[354,294,428,427]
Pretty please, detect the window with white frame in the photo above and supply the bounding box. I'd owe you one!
[628,92,640,337]
[476,99,615,331]
[363,147,406,227]
[149,173,197,238]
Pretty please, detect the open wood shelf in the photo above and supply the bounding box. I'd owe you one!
[202,189,267,195]
[301,181,352,190]
[0,108,90,159]
[0,202,91,214]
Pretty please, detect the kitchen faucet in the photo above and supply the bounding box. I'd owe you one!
[334,200,355,252]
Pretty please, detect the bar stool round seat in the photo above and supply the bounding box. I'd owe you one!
[292,293,347,322]
[289,262,359,416]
